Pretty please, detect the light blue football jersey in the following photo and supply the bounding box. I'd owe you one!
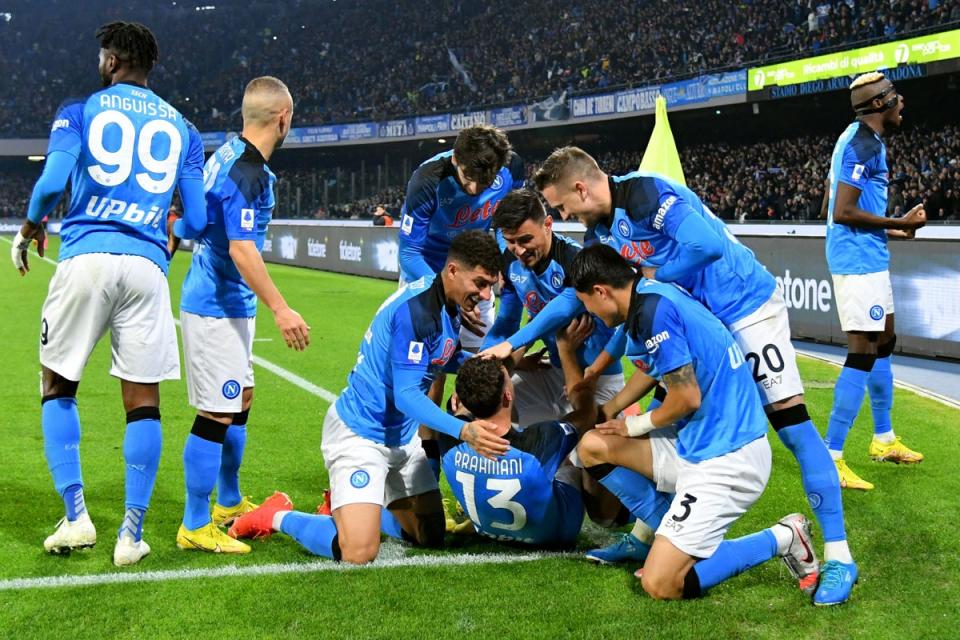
[336,274,461,447]
[826,121,890,275]
[624,279,767,463]
[586,172,775,326]
[46,82,204,274]
[438,420,584,547]
[180,136,277,318]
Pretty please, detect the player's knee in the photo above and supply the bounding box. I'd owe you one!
[41,368,78,400]
[577,431,608,467]
[641,570,683,601]
[339,539,380,565]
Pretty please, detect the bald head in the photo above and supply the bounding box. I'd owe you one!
[242,76,293,127]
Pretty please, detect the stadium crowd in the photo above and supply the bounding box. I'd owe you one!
[1,0,957,136]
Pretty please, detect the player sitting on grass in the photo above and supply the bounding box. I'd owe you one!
[439,317,669,549]
[226,231,505,563]
[570,244,819,601]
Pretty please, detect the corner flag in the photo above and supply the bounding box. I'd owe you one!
[639,95,686,186]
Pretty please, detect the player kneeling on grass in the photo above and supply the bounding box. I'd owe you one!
[227,231,506,562]
[438,317,669,548]
[570,245,819,601]
[172,76,311,555]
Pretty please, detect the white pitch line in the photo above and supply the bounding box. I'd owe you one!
[1,236,340,404]
[0,552,570,592]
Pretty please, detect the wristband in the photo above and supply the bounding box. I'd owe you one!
[625,412,655,438]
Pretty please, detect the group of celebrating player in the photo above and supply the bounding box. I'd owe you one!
[11,21,927,608]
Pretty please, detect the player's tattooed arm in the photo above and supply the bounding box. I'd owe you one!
[652,363,701,427]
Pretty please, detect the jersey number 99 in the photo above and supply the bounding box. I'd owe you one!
[87,110,182,194]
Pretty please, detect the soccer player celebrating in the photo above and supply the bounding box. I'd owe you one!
[482,189,625,424]
[491,146,854,604]
[398,124,524,349]
[174,77,310,554]
[227,231,505,563]
[10,22,207,566]
[441,317,667,548]
[823,72,926,490]
[570,245,818,601]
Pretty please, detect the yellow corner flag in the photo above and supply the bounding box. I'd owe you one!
[639,95,686,186]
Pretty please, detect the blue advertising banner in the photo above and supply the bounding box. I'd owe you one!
[415,114,451,135]
[489,105,526,128]
[338,122,377,141]
[450,111,487,130]
[379,118,416,138]
[200,131,227,147]
[286,125,339,144]
[615,85,660,114]
[661,70,746,107]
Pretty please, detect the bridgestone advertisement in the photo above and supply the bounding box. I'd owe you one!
[259,223,960,360]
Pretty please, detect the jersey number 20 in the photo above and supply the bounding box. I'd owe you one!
[455,471,526,531]
[87,110,182,194]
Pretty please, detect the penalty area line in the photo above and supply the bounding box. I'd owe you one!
[0,551,572,591]
[0,236,339,404]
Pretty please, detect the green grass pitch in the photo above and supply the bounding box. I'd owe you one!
[0,236,957,639]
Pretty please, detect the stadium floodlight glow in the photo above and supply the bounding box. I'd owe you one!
[27,155,45,162]
[438,138,447,143]
[1,12,11,22]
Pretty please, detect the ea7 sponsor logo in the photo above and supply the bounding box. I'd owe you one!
[653,196,676,230]
[645,330,670,353]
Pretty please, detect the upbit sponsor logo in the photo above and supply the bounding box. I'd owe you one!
[645,330,670,353]
[774,269,832,312]
[339,240,362,262]
[307,238,327,258]
[84,196,165,228]
[51,118,71,132]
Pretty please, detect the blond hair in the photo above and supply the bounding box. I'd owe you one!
[242,76,292,126]
[533,146,603,191]
[849,71,885,91]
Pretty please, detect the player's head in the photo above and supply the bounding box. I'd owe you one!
[569,244,636,327]
[242,76,294,150]
[850,71,904,134]
[443,230,501,313]
[534,146,608,226]
[455,357,513,420]
[95,21,159,87]
[492,189,553,269]
[452,125,512,196]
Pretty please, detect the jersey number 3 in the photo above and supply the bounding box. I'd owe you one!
[455,471,527,532]
[87,110,182,194]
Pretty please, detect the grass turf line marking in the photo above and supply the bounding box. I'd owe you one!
[1,236,339,404]
[0,552,572,592]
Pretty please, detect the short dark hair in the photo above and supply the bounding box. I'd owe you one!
[447,230,502,276]
[456,358,506,419]
[533,146,602,191]
[96,21,159,74]
[453,125,511,187]
[570,244,636,293]
[492,188,546,231]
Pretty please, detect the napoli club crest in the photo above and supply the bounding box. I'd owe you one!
[617,219,631,238]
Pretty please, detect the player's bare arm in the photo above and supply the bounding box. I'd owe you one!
[11,220,46,276]
[459,420,509,460]
[599,367,657,422]
[228,239,310,351]
[833,182,926,230]
[596,364,698,438]
[556,315,598,434]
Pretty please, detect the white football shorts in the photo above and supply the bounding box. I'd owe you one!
[39,253,179,383]
[321,402,438,511]
[831,270,894,333]
[181,311,255,413]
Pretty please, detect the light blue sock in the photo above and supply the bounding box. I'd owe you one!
[825,367,870,453]
[42,397,84,518]
[589,465,671,531]
[183,433,222,530]
[122,412,162,540]
[218,424,247,508]
[867,356,894,437]
[119,507,146,542]
[280,511,340,559]
[778,421,846,542]
[693,529,778,592]
[381,508,405,540]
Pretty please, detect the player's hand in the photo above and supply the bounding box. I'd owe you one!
[641,265,657,280]
[459,306,486,338]
[274,306,310,351]
[569,362,602,394]
[557,314,594,351]
[901,204,927,230]
[11,220,45,276]
[478,341,514,361]
[514,347,551,372]
[460,420,510,460]
[595,418,628,437]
